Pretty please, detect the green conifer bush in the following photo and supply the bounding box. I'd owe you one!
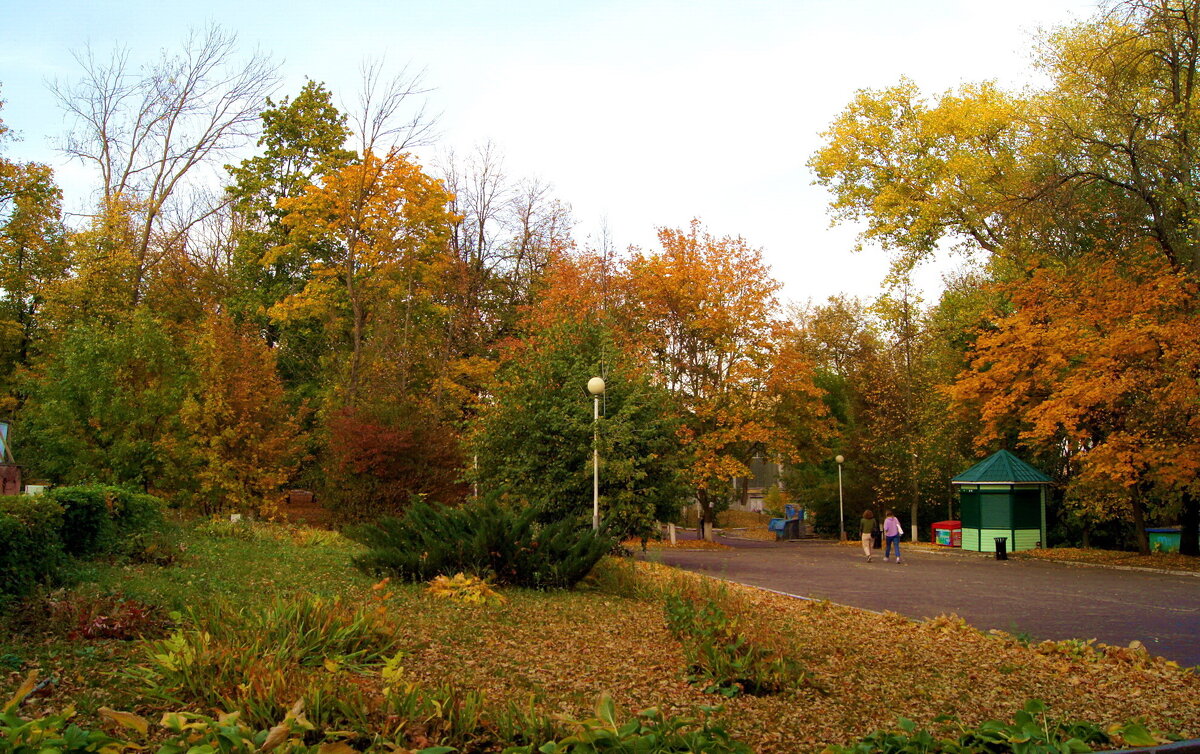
[348,501,611,589]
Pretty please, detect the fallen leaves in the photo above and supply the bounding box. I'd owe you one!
[386,558,1200,753]
[1019,547,1200,574]
[622,538,734,552]
[5,525,1197,754]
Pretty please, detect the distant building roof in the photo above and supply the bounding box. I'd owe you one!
[951,449,1052,484]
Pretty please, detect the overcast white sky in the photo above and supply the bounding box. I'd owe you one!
[0,0,1098,306]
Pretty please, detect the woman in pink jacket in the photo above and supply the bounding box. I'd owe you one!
[883,510,904,563]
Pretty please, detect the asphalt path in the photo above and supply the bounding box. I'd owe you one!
[648,536,1200,667]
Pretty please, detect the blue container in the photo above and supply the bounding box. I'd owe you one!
[1147,528,1181,553]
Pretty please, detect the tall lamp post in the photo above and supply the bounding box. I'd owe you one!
[835,454,845,541]
[588,377,606,530]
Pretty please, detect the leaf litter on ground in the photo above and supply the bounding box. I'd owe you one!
[2,523,1197,753]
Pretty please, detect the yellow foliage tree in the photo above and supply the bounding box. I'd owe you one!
[274,150,455,407]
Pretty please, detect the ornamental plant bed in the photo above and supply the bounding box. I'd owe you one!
[0,521,1195,753]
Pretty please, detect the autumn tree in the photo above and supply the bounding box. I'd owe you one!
[225,80,355,325]
[438,144,574,366]
[811,0,1200,555]
[224,80,355,405]
[274,149,455,406]
[784,297,876,532]
[51,25,278,307]
[625,221,831,540]
[0,98,69,412]
[17,311,191,489]
[790,290,979,538]
[164,313,304,516]
[948,255,1200,554]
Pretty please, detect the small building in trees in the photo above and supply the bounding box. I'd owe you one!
[951,450,1050,553]
[729,455,783,513]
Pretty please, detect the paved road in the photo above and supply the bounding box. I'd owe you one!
[649,536,1200,667]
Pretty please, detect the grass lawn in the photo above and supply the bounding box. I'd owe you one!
[2,518,1197,753]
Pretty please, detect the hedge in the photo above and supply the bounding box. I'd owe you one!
[0,485,166,604]
[48,485,165,557]
[0,495,66,602]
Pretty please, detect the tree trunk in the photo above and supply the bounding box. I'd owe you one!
[1181,490,1199,557]
[910,488,920,543]
[910,452,920,542]
[1131,490,1150,556]
[698,488,715,542]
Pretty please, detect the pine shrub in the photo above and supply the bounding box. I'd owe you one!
[348,501,611,589]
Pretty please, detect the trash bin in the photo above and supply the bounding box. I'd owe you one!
[872,529,882,549]
[784,519,800,540]
[994,537,1008,560]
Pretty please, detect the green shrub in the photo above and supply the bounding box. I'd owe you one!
[0,496,65,603]
[825,699,1165,754]
[47,486,113,557]
[48,485,165,558]
[347,501,612,589]
[503,694,751,753]
[664,592,812,697]
[111,489,164,542]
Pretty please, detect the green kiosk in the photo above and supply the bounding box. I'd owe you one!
[951,450,1050,553]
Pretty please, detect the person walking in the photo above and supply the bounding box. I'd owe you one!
[883,509,904,563]
[859,510,876,562]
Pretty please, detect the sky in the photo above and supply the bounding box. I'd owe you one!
[0,0,1099,307]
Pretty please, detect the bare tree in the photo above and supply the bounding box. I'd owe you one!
[504,176,574,303]
[350,57,439,157]
[51,24,278,304]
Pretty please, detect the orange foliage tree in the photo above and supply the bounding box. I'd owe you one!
[948,255,1200,554]
[168,312,305,516]
[624,221,832,540]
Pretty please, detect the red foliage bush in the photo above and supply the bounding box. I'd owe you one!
[14,590,171,640]
[326,408,467,520]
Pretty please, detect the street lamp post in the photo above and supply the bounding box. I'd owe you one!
[835,454,845,541]
[588,377,606,530]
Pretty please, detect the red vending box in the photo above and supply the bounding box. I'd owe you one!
[931,520,962,547]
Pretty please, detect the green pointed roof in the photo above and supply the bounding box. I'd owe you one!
[951,449,1051,484]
